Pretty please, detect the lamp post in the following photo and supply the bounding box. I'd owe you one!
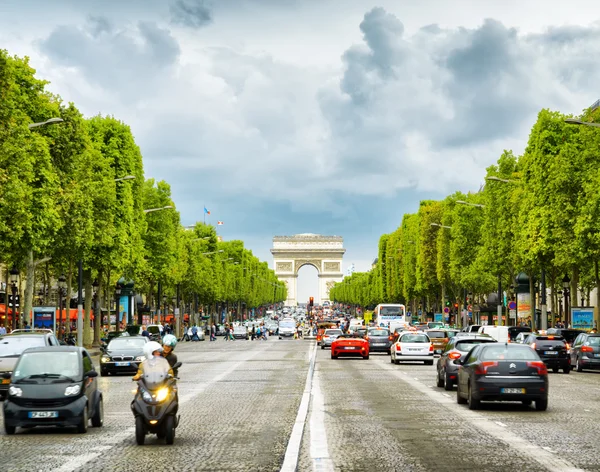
[564,118,600,128]
[27,117,64,129]
[92,279,100,346]
[115,282,122,334]
[143,205,174,214]
[58,274,66,338]
[9,267,19,331]
[563,274,571,328]
[558,290,563,324]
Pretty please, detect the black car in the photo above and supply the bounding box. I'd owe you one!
[436,335,497,390]
[0,329,61,400]
[523,334,570,373]
[456,343,548,411]
[366,328,392,354]
[508,326,532,342]
[570,333,600,372]
[3,346,103,434]
[546,328,584,345]
[100,336,148,376]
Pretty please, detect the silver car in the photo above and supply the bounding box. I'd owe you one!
[321,329,343,349]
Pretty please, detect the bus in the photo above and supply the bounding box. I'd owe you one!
[373,304,407,331]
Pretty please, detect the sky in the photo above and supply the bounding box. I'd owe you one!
[2,0,600,302]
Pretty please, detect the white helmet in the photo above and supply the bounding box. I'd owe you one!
[144,341,163,360]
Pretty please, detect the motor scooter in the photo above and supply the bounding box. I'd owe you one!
[131,358,181,445]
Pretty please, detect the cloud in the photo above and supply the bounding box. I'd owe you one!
[170,0,212,29]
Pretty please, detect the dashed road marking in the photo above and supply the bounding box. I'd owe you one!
[495,421,507,427]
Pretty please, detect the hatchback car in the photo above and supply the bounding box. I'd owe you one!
[3,346,103,434]
[427,329,450,354]
[570,333,600,372]
[0,330,60,400]
[366,328,393,354]
[100,336,148,376]
[456,343,548,411]
[391,332,434,365]
[436,335,497,390]
[523,334,570,373]
[321,329,343,349]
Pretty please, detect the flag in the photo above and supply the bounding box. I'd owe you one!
[204,207,210,215]
[217,221,224,225]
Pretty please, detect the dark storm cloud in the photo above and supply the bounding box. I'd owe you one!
[37,17,180,100]
[170,0,213,29]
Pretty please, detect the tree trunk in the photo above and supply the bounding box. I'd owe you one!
[93,269,102,346]
[23,250,35,329]
[84,270,92,346]
[529,275,536,332]
[595,260,599,329]
[65,260,74,334]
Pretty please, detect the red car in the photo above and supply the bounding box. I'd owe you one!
[331,334,370,360]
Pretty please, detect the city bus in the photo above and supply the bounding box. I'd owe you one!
[373,304,407,331]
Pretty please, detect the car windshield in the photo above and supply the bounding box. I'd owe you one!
[480,345,539,361]
[427,331,446,338]
[380,307,401,315]
[280,321,295,329]
[369,329,389,336]
[456,340,495,352]
[108,338,146,350]
[13,351,81,381]
[234,327,246,333]
[0,336,46,357]
[147,326,161,334]
[400,334,429,343]
[325,330,342,335]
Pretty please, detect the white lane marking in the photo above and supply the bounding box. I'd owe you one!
[53,345,272,472]
[281,343,317,472]
[441,393,450,398]
[309,370,334,472]
[495,421,507,427]
[378,361,585,472]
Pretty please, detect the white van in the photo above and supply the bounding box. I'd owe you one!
[477,326,509,343]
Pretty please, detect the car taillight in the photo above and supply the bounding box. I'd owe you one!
[448,351,461,360]
[530,343,536,350]
[443,338,448,343]
[389,336,394,341]
[396,344,402,351]
[565,343,571,350]
[365,336,369,340]
[582,345,594,353]
[474,361,498,375]
[429,343,434,352]
[526,361,548,375]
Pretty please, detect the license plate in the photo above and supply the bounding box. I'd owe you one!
[344,346,357,350]
[28,411,58,418]
[1,378,9,384]
[116,362,131,367]
[373,343,386,346]
[501,388,525,394]
[409,348,421,351]
[544,351,558,355]
[595,354,600,358]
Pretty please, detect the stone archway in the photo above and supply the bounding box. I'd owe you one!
[271,234,345,306]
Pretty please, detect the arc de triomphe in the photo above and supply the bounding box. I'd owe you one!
[271,234,345,306]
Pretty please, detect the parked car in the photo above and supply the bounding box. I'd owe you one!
[0,330,60,400]
[456,343,548,411]
[100,336,148,376]
[436,335,497,390]
[570,333,600,372]
[3,346,103,434]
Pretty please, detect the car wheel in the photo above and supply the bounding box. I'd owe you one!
[436,371,444,388]
[563,366,571,374]
[91,396,103,427]
[4,424,16,435]
[467,385,480,410]
[387,350,391,355]
[394,359,400,365]
[522,400,532,406]
[331,354,338,359]
[321,344,325,350]
[425,360,434,366]
[165,415,176,445]
[100,369,108,377]
[576,357,583,372]
[76,405,88,434]
[535,397,548,411]
[135,416,145,445]
[444,373,453,391]
[456,385,467,405]
[363,355,369,360]
[552,367,559,373]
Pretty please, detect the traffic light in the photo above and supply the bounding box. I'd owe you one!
[454,303,459,309]
[309,297,314,307]
[445,300,451,307]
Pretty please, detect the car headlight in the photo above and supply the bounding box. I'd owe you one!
[141,389,153,402]
[155,387,169,402]
[8,386,22,397]
[101,356,111,363]
[134,356,145,362]
[64,385,81,396]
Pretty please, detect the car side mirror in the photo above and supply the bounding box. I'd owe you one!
[85,370,98,378]
[172,362,182,370]
[2,372,11,380]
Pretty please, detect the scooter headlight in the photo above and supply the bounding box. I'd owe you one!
[155,387,169,402]
[141,389,153,402]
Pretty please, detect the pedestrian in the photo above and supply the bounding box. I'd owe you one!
[224,324,230,341]
[251,325,256,341]
[141,325,150,338]
[211,324,216,341]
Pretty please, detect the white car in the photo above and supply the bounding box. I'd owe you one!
[390,332,434,365]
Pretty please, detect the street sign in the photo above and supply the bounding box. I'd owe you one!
[508,301,517,310]
[509,309,516,319]
[443,307,450,314]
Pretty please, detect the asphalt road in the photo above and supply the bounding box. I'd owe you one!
[1,337,600,471]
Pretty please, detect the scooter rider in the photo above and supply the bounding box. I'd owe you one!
[133,341,174,381]
[161,334,179,378]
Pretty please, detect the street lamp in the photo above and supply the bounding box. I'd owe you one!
[143,205,174,214]
[430,223,452,229]
[456,200,485,208]
[114,175,136,182]
[562,274,571,327]
[564,118,600,128]
[202,250,224,256]
[28,117,64,129]
[485,176,522,184]
[191,237,210,242]
[115,281,123,334]
[58,274,67,338]
[9,267,19,330]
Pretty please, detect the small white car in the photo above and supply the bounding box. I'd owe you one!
[390,332,434,365]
